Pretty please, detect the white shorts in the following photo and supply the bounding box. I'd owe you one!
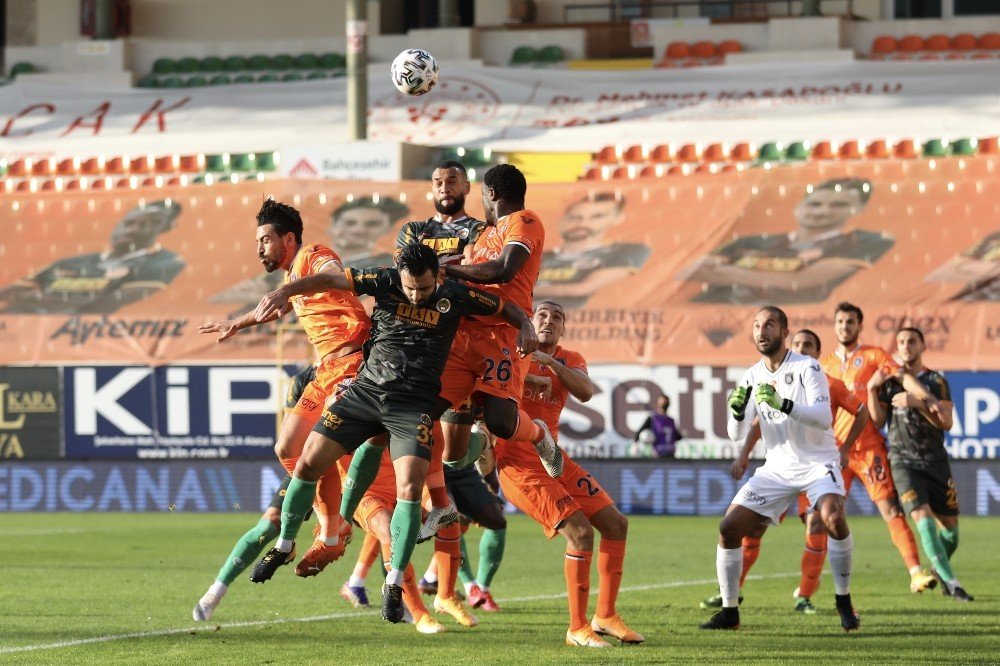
[732,461,845,526]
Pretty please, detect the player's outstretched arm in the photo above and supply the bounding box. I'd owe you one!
[532,350,594,402]
[254,267,351,321]
[198,308,271,343]
[444,243,530,285]
[498,301,538,357]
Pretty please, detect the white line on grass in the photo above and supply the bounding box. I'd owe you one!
[8,528,85,537]
[0,571,798,654]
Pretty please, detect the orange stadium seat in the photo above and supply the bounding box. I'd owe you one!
[666,165,686,176]
[15,179,33,192]
[65,178,85,191]
[811,141,834,160]
[638,164,662,178]
[90,177,113,191]
[622,145,646,163]
[720,164,739,173]
[80,157,104,175]
[925,34,950,51]
[611,166,631,180]
[677,143,701,163]
[693,163,713,174]
[581,166,602,181]
[871,35,897,57]
[866,139,890,159]
[131,155,155,174]
[898,35,925,52]
[730,142,755,161]
[978,33,1000,50]
[894,139,919,159]
[650,144,674,163]
[718,40,742,55]
[951,33,977,51]
[31,158,54,177]
[979,136,999,154]
[838,140,862,160]
[7,159,28,177]
[703,143,728,162]
[594,145,619,164]
[56,158,80,176]
[665,42,690,59]
[179,154,205,172]
[155,155,178,173]
[40,179,57,191]
[691,41,717,59]
[105,156,127,175]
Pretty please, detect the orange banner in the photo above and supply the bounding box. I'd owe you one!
[0,157,997,369]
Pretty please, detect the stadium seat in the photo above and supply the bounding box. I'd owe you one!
[230,153,256,171]
[282,73,303,82]
[255,152,278,172]
[248,54,271,71]
[703,143,727,162]
[677,144,700,163]
[951,34,977,51]
[155,155,177,173]
[622,145,645,163]
[811,141,834,160]
[638,164,662,178]
[179,154,205,172]
[272,54,295,70]
[894,139,919,159]
[205,154,229,172]
[199,56,224,72]
[137,76,159,88]
[718,40,742,55]
[152,58,175,75]
[538,45,565,64]
[611,166,631,180]
[898,35,925,53]
[209,74,231,85]
[866,140,890,159]
[871,36,897,57]
[306,71,327,80]
[8,158,30,178]
[594,145,619,164]
[80,157,104,175]
[257,74,280,83]
[977,136,998,154]
[56,158,80,175]
[650,144,673,163]
[319,52,345,68]
[922,139,948,157]
[581,166,603,180]
[693,163,713,174]
[105,156,127,175]
[757,142,783,162]
[185,75,207,87]
[161,76,185,88]
[510,46,538,65]
[31,158,54,177]
[978,33,1000,50]
[720,164,739,173]
[176,57,199,73]
[295,53,320,69]
[40,178,58,191]
[222,55,248,72]
[234,74,255,84]
[926,35,950,51]
[950,138,977,155]
[665,42,690,59]
[784,142,810,161]
[730,143,755,162]
[666,165,686,176]
[838,140,862,160]
[691,41,716,58]
[131,155,155,174]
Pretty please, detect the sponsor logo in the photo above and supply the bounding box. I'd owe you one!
[52,317,187,346]
[854,358,863,368]
[699,316,740,348]
[322,412,343,430]
[555,495,574,510]
[743,489,767,505]
[420,414,432,427]
[395,303,440,327]
[288,158,319,178]
[435,298,452,314]
[900,489,918,505]
[784,373,793,384]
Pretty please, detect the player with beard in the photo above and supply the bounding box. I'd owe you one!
[821,302,941,594]
[702,306,859,632]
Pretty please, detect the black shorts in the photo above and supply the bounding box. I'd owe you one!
[445,464,503,524]
[891,458,959,517]
[440,398,475,426]
[312,379,445,462]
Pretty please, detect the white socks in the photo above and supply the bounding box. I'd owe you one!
[208,581,227,598]
[386,568,404,586]
[827,533,854,595]
[717,545,743,608]
[348,574,366,588]
[276,538,294,553]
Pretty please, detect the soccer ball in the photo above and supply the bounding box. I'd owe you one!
[390,48,439,96]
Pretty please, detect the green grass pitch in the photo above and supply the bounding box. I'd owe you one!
[1,513,994,664]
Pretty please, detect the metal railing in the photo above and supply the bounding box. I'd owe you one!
[564,0,856,22]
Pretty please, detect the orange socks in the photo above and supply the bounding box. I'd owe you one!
[278,456,299,475]
[888,515,921,571]
[596,539,625,618]
[314,463,343,543]
[355,531,380,579]
[739,537,762,588]
[565,549,592,631]
[512,410,542,443]
[434,523,462,600]
[798,533,828,598]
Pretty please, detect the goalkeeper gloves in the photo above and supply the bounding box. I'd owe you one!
[727,386,751,421]
[754,384,793,414]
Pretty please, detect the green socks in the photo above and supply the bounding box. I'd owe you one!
[916,517,955,582]
[477,528,506,588]
[279,476,317,543]
[340,441,384,520]
[217,518,278,585]
[458,534,475,586]
[444,428,488,469]
[939,525,959,559]
[389,498,422,572]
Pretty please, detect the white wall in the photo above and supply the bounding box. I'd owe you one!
[36,0,79,45]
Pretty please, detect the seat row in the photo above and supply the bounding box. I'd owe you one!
[654,40,742,68]
[0,152,279,179]
[870,32,1000,59]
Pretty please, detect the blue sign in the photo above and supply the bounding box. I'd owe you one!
[944,371,1000,459]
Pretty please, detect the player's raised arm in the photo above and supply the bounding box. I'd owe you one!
[532,349,594,403]
[199,306,280,342]
[726,377,754,441]
[254,264,351,321]
[445,242,530,284]
[498,301,539,357]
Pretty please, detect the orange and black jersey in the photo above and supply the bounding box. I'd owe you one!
[347,266,503,394]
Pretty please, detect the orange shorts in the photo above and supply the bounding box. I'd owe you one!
[498,453,613,539]
[288,350,363,424]
[439,326,528,407]
[355,489,396,535]
[843,446,897,502]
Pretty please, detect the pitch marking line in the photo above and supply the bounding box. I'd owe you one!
[0,572,799,654]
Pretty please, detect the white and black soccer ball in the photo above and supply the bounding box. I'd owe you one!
[390,48,439,96]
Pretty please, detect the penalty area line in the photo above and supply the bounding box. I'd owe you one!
[0,572,799,654]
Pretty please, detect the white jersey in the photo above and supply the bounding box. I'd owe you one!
[728,350,839,469]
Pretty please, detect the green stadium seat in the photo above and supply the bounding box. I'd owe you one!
[255,152,278,172]
[272,54,295,70]
[152,58,175,75]
[185,75,207,87]
[319,52,345,68]
[257,73,279,83]
[248,54,271,71]
[161,76,186,88]
[538,45,565,64]
[199,56,224,72]
[784,141,810,161]
[295,53,320,69]
[922,139,948,157]
[209,74,232,86]
[510,46,538,65]
[757,142,783,162]
[230,154,256,171]
[223,55,248,72]
[282,72,303,82]
[10,62,38,77]
[233,74,255,84]
[306,71,327,80]
[137,76,159,88]
[205,154,229,172]
[176,57,199,74]
[950,138,977,156]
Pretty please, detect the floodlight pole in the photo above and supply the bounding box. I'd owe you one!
[346,0,368,140]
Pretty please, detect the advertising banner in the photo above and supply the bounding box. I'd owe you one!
[61,365,291,459]
[4,459,1000,516]
[0,160,996,369]
[280,141,404,181]
[0,367,61,460]
[1,62,998,158]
